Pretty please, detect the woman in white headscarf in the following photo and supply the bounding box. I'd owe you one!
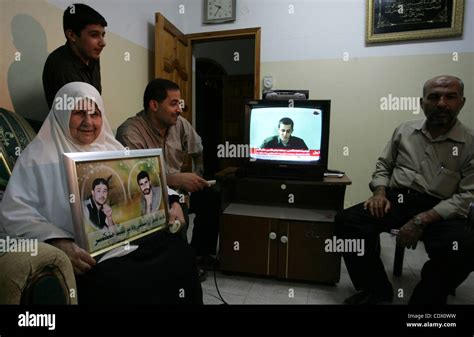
[0,82,202,304]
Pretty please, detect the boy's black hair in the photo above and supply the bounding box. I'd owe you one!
[63,3,107,39]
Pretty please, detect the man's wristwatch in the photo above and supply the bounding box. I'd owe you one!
[413,216,425,230]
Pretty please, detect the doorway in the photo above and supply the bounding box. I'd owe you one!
[193,36,256,177]
[154,16,260,176]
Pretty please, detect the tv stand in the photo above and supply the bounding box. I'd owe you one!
[236,165,325,181]
[218,170,351,283]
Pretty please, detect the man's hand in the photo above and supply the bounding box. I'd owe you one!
[397,220,423,249]
[396,209,441,249]
[102,204,115,226]
[102,204,113,218]
[168,173,209,192]
[169,202,186,226]
[48,239,96,275]
[364,186,391,218]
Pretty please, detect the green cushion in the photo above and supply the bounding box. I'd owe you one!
[0,108,36,189]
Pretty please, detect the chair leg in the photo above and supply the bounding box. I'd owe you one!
[393,245,405,277]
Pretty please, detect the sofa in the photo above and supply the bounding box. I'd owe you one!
[0,239,77,304]
[0,108,77,305]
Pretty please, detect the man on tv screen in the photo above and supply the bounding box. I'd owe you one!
[260,117,309,150]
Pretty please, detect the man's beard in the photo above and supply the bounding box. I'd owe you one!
[142,188,151,195]
[95,199,106,206]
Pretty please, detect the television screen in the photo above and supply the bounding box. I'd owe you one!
[244,100,331,179]
[250,106,322,162]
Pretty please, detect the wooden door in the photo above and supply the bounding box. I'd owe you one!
[155,13,191,122]
[221,74,255,170]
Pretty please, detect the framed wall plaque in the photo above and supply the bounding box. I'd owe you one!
[366,0,464,43]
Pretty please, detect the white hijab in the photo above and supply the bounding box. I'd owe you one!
[0,82,124,241]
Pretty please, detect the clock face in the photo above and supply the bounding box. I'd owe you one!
[205,0,235,22]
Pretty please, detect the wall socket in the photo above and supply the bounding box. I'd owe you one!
[263,76,273,90]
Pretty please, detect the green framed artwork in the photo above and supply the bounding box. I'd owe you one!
[63,149,170,257]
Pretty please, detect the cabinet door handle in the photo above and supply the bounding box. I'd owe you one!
[280,235,288,244]
[269,232,277,240]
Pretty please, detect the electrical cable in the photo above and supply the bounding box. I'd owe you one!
[212,256,228,305]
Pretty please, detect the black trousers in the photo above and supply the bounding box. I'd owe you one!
[189,187,220,257]
[335,189,474,304]
[77,231,203,305]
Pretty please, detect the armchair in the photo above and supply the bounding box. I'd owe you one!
[0,241,77,304]
[0,108,77,305]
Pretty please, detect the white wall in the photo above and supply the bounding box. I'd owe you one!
[183,0,474,61]
[47,0,186,50]
[47,0,474,60]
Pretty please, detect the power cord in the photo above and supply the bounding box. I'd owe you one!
[211,256,228,305]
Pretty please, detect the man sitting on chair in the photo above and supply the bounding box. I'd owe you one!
[336,75,474,305]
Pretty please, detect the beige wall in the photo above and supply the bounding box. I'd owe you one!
[262,53,474,206]
[0,0,153,133]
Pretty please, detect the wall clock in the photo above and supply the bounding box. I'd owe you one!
[203,0,236,24]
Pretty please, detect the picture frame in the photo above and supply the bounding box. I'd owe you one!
[0,153,12,189]
[63,149,170,257]
[366,0,464,43]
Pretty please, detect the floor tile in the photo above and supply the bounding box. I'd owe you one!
[203,288,246,305]
[244,278,310,304]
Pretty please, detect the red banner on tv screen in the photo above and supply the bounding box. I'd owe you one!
[251,148,320,158]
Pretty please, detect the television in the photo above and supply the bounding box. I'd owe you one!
[242,99,331,180]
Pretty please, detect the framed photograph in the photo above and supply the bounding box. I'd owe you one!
[63,149,170,257]
[366,0,464,43]
[0,153,12,189]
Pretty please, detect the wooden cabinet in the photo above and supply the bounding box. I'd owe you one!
[218,175,351,284]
